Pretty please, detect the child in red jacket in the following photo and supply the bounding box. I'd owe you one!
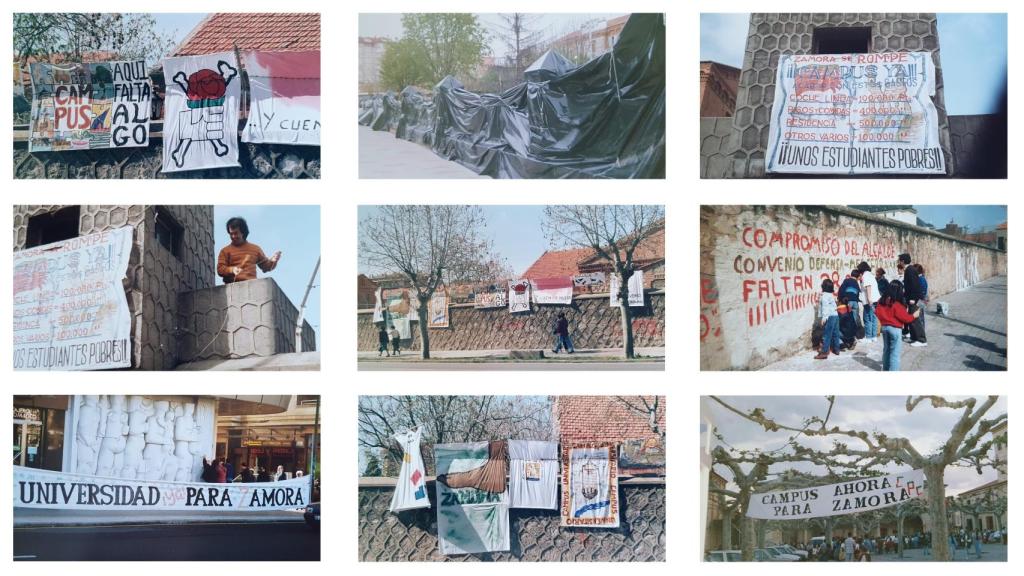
[874,280,921,371]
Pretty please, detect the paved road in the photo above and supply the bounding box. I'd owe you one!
[360,361,664,371]
[359,125,488,179]
[762,275,1007,371]
[872,543,1007,562]
[14,521,319,561]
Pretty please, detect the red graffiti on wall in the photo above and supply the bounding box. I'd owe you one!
[699,277,721,341]
[633,317,663,339]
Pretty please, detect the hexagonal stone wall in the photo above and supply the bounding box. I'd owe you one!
[728,13,953,178]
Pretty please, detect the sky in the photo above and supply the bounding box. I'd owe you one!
[152,13,208,52]
[213,206,321,345]
[357,205,552,277]
[359,13,626,64]
[913,205,1007,232]
[700,13,1007,115]
[705,396,1007,497]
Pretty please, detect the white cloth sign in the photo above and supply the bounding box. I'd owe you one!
[610,270,645,307]
[435,442,510,555]
[508,279,531,313]
[241,50,320,145]
[561,443,619,528]
[474,291,507,308]
[508,440,558,510]
[13,227,133,370]
[531,277,573,305]
[766,53,944,174]
[389,428,430,512]
[428,289,449,328]
[372,287,383,322]
[746,469,926,520]
[573,272,606,287]
[14,465,310,510]
[162,52,241,173]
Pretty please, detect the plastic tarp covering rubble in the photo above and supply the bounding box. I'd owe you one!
[359,13,665,178]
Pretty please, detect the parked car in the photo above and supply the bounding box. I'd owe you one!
[705,550,743,562]
[304,501,320,529]
[759,547,801,561]
[774,544,808,560]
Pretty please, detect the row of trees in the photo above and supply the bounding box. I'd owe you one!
[358,205,664,359]
[708,396,1006,561]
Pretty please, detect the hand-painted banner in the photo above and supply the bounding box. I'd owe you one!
[573,272,606,287]
[619,437,666,469]
[561,443,619,528]
[13,227,133,371]
[610,270,645,307]
[474,291,507,309]
[435,442,510,555]
[428,289,449,328]
[746,469,926,520]
[28,61,151,152]
[372,287,384,322]
[14,465,310,510]
[531,276,573,305]
[766,53,944,174]
[385,290,414,339]
[241,50,320,145]
[508,279,531,313]
[162,52,241,173]
[509,440,558,510]
[390,428,430,512]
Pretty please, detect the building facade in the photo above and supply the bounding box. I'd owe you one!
[216,395,321,480]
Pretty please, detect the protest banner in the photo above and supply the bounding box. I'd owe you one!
[241,50,320,145]
[561,443,619,528]
[13,227,133,370]
[766,53,945,175]
[746,469,926,520]
[372,287,383,322]
[473,291,507,309]
[14,466,310,511]
[531,276,573,305]
[28,61,151,152]
[385,290,414,338]
[435,442,510,554]
[610,270,645,307]
[508,279,531,313]
[162,52,241,173]
[428,289,449,328]
[572,272,606,287]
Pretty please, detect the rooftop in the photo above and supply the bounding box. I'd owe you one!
[174,13,321,56]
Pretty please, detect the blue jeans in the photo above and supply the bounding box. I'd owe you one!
[554,333,574,353]
[882,325,903,371]
[820,315,841,354]
[848,300,863,332]
[863,303,878,340]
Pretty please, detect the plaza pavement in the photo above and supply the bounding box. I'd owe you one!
[358,126,489,179]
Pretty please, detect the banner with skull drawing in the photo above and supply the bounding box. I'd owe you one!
[560,443,620,528]
[161,52,241,173]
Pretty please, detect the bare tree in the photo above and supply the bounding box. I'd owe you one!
[494,14,547,78]
[542,205,664,358]
[358,395,553,475]
[14,13,177,64]
[709,395,1007,561]
[359,206,500,359]
[614,395,664,442]
[550,17,602,65]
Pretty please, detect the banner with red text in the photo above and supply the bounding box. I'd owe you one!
[531,276,573,305]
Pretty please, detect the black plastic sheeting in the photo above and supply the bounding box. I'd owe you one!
[358,13,665,178]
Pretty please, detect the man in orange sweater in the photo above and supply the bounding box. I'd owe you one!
[217,217,281,283]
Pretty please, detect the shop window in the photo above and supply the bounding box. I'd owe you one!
[812,26,872,54]
[153,206,184,260]
[25,206,80,248]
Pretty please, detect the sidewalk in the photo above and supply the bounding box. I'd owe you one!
[762,275,1007,371]
[14,508,306,528]
[359,126,489,179]
[357,347,666,362]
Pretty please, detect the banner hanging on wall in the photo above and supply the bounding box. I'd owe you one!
[434,442,510,555]
[531,277,573,305]
[610,270,645,307]
[473,291,507,309]
[13,227,133,370]
[508,279,531,313]
[746,469,926,520]
[428,289,449,328]
[561,443,620,528]
[14,466,310,510]
[241,50,320,145]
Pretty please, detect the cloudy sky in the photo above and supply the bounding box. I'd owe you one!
[700,13,1007,115]
[705,395,1006,496]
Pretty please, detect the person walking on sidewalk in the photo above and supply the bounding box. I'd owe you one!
[899,253,928,346]
[377,325,391,357]
[815,279,842,360]
[859,261,880,344]
[916,264,930,331]
[552,313,575,354]
[389,325,401,355]
[876,280,921,371]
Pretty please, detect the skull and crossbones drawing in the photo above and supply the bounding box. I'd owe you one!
[170,60,238,168]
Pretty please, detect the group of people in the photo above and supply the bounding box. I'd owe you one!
[201,458,299,484]
[376,325,403,356]
[816,253,930,370]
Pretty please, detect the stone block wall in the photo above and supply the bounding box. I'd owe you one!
[13,205,215,370]
[177,278,316,363]
[357,292,665,351]
[358,482,665,561]
[700,205,1006,370]
[700,117,734,178]
[729,13,952,178]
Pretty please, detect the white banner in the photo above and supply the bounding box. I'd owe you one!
[531,277,573,305]
[766,53,944,175]
[561,443,619,528]
[372,287,383,322]
[572,272,606,287]
[14,466,310,511]
[241,50,320,145]
[428,289,449,328]
[508,279,531,313]
[746,469,926,520]
[474,291,507,309]
[162,52,241,173]
[610,270,645,307]
[13,227,133,370]
[435,442,510,555]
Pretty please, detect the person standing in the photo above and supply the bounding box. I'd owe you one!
[844,533,857,562]
[839,269,863,338]
[274,464,286,481]
[875,280,921,371]
[552,313,574,354]
[899,253,927,346]
[916,264,930,330]
[214,458,227,483]
[858,262,879,344]
[815,279,842,360]
[216,217,281,283]
[389,325,401,355]
[377,325,391,357]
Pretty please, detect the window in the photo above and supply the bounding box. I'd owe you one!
[153,206,184,260]
[25,206,80,248]
[812,26,872,54]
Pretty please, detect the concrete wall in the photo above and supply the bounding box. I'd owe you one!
[357,291,665,351]
[700,117,735,178]
[13,205,215,370]
[729,13,953,178]
[358,482,665,561]
[177,278,316,363]
[700,205,1006,370]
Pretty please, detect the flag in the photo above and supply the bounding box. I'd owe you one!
[531,276,573,305]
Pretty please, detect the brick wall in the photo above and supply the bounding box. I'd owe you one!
[700,205,1007,370]
[358,482,665,561]
[357,291,665,351]
[14,205,214,369]
[553,396,666,445]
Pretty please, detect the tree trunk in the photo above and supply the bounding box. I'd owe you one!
[721,499,733,550]
[416,297,431,359]
[740,515,755,561]
[618,274,635,359]
[897,514,905,558]
[756,519,766,549]
[925,464,951,561]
